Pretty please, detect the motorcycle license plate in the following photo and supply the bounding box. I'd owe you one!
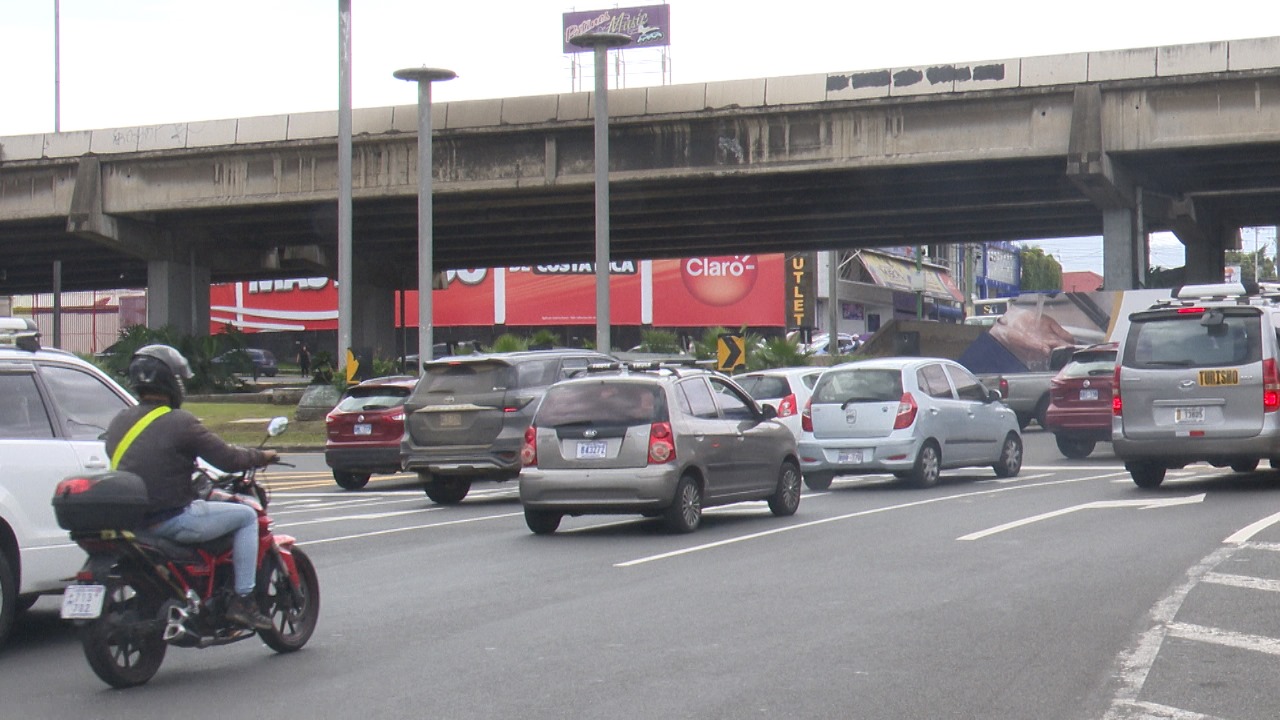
[354,423,372,435]
[60,584,106,620]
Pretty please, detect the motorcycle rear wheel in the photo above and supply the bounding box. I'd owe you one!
[258,546,320,653]
[80,580,167,688]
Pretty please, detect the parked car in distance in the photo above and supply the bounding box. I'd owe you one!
[1114,282,1280,488]
[789,332,859,356]
[401,349,614,504]
[324,375,419,489]
[798,356,1023,490]
[1044,343,1118,458]
[212,348,278,377]
[735,366,825,442]
[0,317,137,647]
[518,363,801,534]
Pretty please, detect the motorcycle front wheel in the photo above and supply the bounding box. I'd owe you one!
[258,546,319,653]
[80,580,167,688]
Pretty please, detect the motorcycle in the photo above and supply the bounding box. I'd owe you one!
[52,417,319,688]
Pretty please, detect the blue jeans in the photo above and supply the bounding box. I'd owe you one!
[150,499,259,596]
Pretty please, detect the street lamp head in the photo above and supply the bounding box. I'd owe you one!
[569,32,632,50]
[393,67,457,84]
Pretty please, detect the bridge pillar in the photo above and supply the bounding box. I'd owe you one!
[1183,227,1233,284]
[349,256,398,365]
[1101,209,1140,291]
[147,257,211,336]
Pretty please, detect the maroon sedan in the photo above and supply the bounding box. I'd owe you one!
[324,375,418,489]
[1044,343,1119,458]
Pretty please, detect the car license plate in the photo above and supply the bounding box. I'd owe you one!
[438,413,462,428]
[837,450,864,464]
[1079,388,1098,401]
[354,423,372,435]
[1199,369,1239,386]
[576,440,608,459]
[1175,406,1206,424]
[61,584,106,620]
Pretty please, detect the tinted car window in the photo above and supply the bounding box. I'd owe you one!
[679,378,720,419]
[948,365,988,402]
[0,373,55,439]
[737,375,790,400]
[335,386,411,412]
[516,359,560,387]
[1125,311,1260,368]
[419,362,515,394]
[1061,350,1117,378]
[917,364,952,399]
[710,378,756,421]
[40,364,130,439]
[537,383,666,425]
[814,368,902,403]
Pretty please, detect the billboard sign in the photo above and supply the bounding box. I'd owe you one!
[563,5,670,53]
[785,252,817,329]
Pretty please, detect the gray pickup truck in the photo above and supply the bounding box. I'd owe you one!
[977,346,1079,429]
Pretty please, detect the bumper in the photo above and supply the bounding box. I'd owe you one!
[797,437,922,474]
[325,446,402,474]
[401,441,522,479]
[520,465,682,513]
[1113,416,1280,462]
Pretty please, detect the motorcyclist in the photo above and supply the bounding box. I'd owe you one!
[103,344,278,631]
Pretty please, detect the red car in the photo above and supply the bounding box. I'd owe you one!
[324,375,418,489]
[1044,343,1119,458]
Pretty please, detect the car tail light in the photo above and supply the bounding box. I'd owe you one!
[801,398,813,433]
[520,425,537,466]
[324,410,337,424]
[648,422,675,464]
[892,392,918,430]
[504,396,535,413]
[55,476,94,496]
[390,410,405,422]
[776,393,798,418]
[998,377,1009,399]
[1112,365,1122,416]
[1265,358,1280,413]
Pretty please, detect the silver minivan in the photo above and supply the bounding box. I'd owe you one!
[1113,282,1280,488]
[797,357,1022,489]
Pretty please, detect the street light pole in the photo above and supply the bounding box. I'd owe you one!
[570,32,630,353]
[394,67,456,369]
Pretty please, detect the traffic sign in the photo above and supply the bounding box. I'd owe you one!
[717,333,746,372]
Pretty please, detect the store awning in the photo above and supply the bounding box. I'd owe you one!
[857,251,965,303]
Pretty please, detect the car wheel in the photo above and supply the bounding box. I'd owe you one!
[1033,395,1051,429]
[421,474,471,505]
[333,471,371,490]
[768,461,802,517]
[0,552,15,648]
[803,472,834,491]
[524,510,562,535]
[1127,462,1166,489]
[993,433,1023,478]
[1014,412,1031,431]
[906,441,941,488]
[663,475,702,533]
[1231,459,1260,473]
[1055,436,1096,459]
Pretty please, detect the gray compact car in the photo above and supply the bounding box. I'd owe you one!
[1114,282,1280,488]
[401,350,613,504]
[518,364,802,534]
[797,356,1023,489]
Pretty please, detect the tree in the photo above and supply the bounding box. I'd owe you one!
[1020,246,1063,291]
[1225,249,1277,282]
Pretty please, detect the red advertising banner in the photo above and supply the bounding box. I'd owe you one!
[504,263,642,326]
[651,255,785,327]
[397,269,496,327]
[210,278,338,333]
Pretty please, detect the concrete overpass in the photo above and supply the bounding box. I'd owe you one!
[3,36,1280,349]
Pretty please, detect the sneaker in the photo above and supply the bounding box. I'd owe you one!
[226,594,274,631]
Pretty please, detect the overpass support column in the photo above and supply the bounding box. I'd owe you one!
[147,255,210,336]
[350,257,397,365]
[1101,209,1139,291]
[1183,227,1233,284]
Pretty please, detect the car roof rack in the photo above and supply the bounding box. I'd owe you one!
[0,317,41,352]
[585,359,709,377]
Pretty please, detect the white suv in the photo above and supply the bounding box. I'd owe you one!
[0,319,135,646]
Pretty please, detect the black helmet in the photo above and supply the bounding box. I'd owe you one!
[128,344,194,408]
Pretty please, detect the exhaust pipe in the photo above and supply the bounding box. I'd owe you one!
[163,605,195,643]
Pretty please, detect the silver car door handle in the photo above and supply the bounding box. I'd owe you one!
[83,457,108,469]
[928,408,940,415]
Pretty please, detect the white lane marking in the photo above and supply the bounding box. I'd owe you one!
[1114,700,1223,719]
[298,511,524,545]
[957,491,1203,541]
[1167,621,1280,656]
[1201,572,1280,593]
[615,472,1124,567]
[1224,508,1280,544]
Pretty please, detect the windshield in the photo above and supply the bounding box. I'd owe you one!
[418,361,516,394]
[1060,350,1117,378]
[537,382,667,425]
[813,368,903,403]
[736,375,791,400]
[1124,310,1261,368]
[336,386,411,412]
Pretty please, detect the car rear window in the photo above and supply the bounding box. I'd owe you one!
[335,386,411,412]
[536,382,667,425]
[736,375,791,400]
[1061,350,1117,378]
[418,361,516,394]
[813,368,903,403]
[1124,310,1261,369]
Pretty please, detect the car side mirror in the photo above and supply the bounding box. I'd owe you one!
[987,388,1003,403]
[761,404,778,420]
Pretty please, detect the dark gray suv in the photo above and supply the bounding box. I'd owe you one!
[401,350,612,504]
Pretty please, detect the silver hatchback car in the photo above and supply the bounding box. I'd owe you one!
[518,364,802,534]
[797,357,1023,489]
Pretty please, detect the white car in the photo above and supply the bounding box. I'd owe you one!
[797,356,1022,490]
[0,318,135,646]
[735,367,824,442]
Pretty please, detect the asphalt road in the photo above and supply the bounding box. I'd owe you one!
[7,430,1280,719]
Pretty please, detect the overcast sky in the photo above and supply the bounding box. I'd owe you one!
[4,0,1276,273]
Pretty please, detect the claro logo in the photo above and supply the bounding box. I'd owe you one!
[681,255,757,306]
